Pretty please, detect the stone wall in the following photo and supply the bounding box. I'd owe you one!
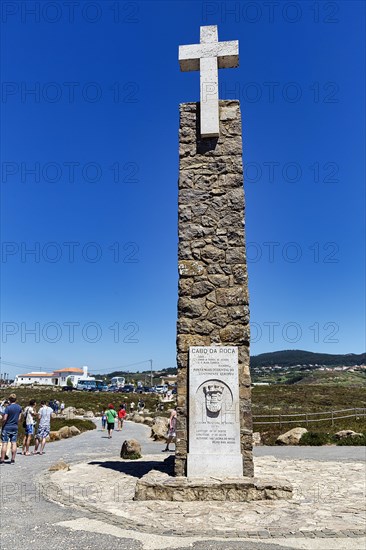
[176,100,253,477]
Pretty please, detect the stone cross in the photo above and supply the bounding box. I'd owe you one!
[179,25,239,138]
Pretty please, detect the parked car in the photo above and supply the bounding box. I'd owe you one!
[137,386,153,393]
[119,384,135,393]
[107,385,118,392]
[155,385,168,394]
[62,385,73,392]
[95,380,108,392]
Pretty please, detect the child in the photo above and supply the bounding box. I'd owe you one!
[101,410,107,430]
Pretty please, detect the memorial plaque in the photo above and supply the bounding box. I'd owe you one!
[187,346,243,478]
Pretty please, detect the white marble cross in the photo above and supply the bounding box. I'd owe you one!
[179,26,239,138]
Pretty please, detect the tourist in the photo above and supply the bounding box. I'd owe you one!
[105,404,117,439]
[138,399,145,412]
[129,401,135,413]
[60,401,65,414]
[101,409,107,430]
[162,408,177,452]
[0,394,22,464]
[22,399,37,456]
[34,401,54,455]
[54,400,60,414]
[117,405,126,431]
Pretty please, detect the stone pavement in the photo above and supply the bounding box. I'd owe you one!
[43,451,366,540]
[1,419,365,550]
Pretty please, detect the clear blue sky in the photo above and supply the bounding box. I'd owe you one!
[1,1,365,378]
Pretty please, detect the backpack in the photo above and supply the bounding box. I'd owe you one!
[22,407,30,429]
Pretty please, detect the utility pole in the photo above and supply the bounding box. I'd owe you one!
[149,359,153,387]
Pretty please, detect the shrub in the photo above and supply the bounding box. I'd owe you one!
[299,432,331,446]
[334,433,366,446]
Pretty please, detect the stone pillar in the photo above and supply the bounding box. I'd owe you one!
[175,100,254,478]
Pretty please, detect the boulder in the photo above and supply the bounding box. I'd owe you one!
[151,416,169,441]
[69,425,81,436]
[49,460,70,472]
[120,439,142,459]
[143,416,154,427]
[335,429,363,440]
[75,408,85,415]
[276,427,308,445]
[48,431,62,441]
[58,426,72,439]
[83,411,94,418]
[252,432,262,446]
[132,413,144,423]
[64,407,76,420]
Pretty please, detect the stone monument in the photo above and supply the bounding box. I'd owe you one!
[175,25,253,479]
[134,26,292,501]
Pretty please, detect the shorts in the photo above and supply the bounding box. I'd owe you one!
[36,426,50,439]
[25,424,34,435]
[107,422,115,431]
[1,429,18,443]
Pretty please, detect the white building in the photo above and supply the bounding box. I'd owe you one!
[14,372,54,386]
[14,366,92,387]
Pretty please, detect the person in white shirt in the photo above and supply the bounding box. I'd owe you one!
[22,399,36,456]
[33,401,54,455]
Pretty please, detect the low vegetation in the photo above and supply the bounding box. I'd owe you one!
[3,383,365,447]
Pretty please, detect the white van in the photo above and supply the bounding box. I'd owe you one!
[76,379,96,391]
[110,376,125,387]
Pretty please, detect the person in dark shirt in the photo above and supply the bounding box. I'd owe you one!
[1,393,22,464]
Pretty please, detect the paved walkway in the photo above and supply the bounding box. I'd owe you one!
[1,420,365,550]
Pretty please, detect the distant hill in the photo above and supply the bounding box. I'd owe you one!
[250,350,366,368]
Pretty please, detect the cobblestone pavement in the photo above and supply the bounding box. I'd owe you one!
[1,420,365,550]
[44,452,366,539]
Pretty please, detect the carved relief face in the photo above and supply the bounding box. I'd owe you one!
[203,382,224,413]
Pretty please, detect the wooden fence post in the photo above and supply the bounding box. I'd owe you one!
[331,410,334,426]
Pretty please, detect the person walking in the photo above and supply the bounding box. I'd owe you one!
[117,405,126,431]
[105,404,117,439]
[22,399,37,456]
[101,409,107,430]
[60,401,65,414]
[0,394,22,464]
[162,408,177,452]
[34,401,54,455]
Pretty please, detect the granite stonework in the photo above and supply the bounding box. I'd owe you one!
[176,100,253,478]
[135,472,293,502]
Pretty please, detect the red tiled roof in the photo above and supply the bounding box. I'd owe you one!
[53,368,84,373]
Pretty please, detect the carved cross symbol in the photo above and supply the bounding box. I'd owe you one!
[179,26,239,138]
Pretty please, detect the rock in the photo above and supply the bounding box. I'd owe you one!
[69,426,81,436]
[335,430,363,439]
[120,439,142,460]
[75,408,85,415]
[252,432,262,446]
[64,407,76,420]
[132,414,144,423]
[151,416,169,441]
[48,431,62,441]
[143,416,154,427]
[83,411,94,418]
[276,428,308,445]
[49,460,70,472]
[58,426,72,439]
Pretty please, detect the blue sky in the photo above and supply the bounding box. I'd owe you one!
[1,1,365,378]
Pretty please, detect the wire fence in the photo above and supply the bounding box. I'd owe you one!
[253,407,366,427]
